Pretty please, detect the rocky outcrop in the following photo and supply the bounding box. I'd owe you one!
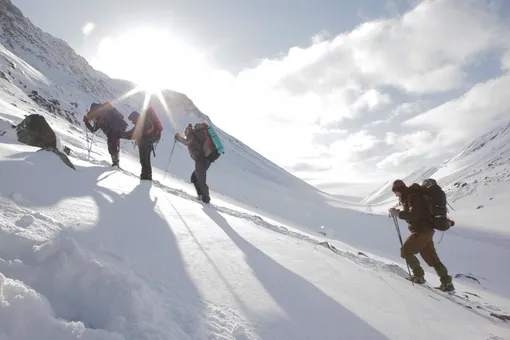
[15,114,75,170]
[16,113,57,148]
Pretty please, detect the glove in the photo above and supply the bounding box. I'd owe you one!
[83,115,88,122]
[174,132,180,141]
[389,208,400,217]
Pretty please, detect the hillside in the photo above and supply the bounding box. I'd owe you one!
[2,108,510,340]
[1,0,510,339]
[361,119,510,235]
[0,0,331,222]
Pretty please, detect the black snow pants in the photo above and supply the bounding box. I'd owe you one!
[106,132,121,165]
[191,159,212,202]
[138,136,157,180]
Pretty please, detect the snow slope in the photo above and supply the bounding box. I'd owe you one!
[2,55,510,340]
[2,127,510,340]
[361,119,510,236]
[1,0,510,339]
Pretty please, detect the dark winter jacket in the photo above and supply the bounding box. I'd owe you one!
[123,116,159,144]
[175,131,204,162]
[84,103,127,136]
[398,183,434,233]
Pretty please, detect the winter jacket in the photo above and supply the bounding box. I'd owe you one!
[175,131,205,162]
[84,103,127,136]
[398,183,434,233]
[123,115,160,144]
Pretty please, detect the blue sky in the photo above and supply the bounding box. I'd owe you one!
[10,0,510,195]
[12,0,417,72]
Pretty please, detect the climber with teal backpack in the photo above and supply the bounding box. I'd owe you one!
[174,121,224,203]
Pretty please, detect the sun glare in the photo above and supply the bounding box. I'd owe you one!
[92,27,209,94]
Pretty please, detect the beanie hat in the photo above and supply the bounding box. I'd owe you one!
[128,111,140,122]
[392,179,407,193]
[184,123,193,136]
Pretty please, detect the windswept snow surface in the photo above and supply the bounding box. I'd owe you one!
[1,102,510,340]
[1,137,510,340]
[1,0,510,337]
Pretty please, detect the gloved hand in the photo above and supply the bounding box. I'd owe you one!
[83,115,88,122]
[389,208,400,217]
[174,132,180,141]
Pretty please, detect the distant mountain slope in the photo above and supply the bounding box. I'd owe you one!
[362,119,510,205]
[361,166,438,205]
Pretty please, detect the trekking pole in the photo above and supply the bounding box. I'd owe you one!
[163,140,177,181]
[392,216,414,285]
[85,127,92,160]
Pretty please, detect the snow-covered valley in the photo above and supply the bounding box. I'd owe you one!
[1,0,510,339]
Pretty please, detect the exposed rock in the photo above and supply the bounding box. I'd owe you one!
[16,113,57,148]
[0,71,9,82]
[476,205,484,209]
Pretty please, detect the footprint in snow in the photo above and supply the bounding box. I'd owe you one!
[15,214,35,228]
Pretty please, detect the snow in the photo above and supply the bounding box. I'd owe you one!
[2,100,510,340]
[0,0,510,339]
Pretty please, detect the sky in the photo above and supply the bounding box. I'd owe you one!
[11,0,510,196]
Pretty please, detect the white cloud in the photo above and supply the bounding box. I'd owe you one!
[90,0,510,188]
[404,73,510,153]
[502,50,510,70]
[82,22,96,36]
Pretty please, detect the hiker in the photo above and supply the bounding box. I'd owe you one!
[174,122,224,203]
[389,179,455,292]
[83,102,128,166]
[121,107,163,180]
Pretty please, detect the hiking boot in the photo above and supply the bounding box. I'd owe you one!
[111,153,119,167]
[438,282,455,292]
[201,195,210,204]
[409,275,426,284]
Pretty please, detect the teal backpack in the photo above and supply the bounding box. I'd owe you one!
[193,123,224,162]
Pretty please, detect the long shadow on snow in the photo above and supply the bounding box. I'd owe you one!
[0,151,120,207]
[202,207,389,340]
[68,182,207,338]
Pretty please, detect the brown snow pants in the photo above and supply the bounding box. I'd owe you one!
[401,229,440,269]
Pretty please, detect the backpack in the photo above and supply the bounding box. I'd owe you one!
[193,123,225,162]
[421,179,451,231]
[145,107,163,140]
[108,105,128,132]
[89,102,128,132]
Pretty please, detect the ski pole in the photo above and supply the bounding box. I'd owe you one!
[392,216,414,285]
[163,140,176,181]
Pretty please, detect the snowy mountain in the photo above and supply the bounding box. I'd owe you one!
[1,1,510,339]
[361,165,439,205]
[0,0,323,213]
[362,122,510,209]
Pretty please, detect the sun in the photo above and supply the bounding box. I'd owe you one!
[91,27,209,94]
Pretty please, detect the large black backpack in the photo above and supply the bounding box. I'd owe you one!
[421,179,451,231]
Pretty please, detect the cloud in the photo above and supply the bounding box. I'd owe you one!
[91,0,510,189]
[403,73,510,153]
[190,0,510,183]
[82,22,96,36]
[288,162,332,173]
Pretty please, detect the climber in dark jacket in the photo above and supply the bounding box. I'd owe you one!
[121,108,162,180]
[83,102,128,166]
[175,123,212,203]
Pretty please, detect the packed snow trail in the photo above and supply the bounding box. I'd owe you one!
[1,142,510,339]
